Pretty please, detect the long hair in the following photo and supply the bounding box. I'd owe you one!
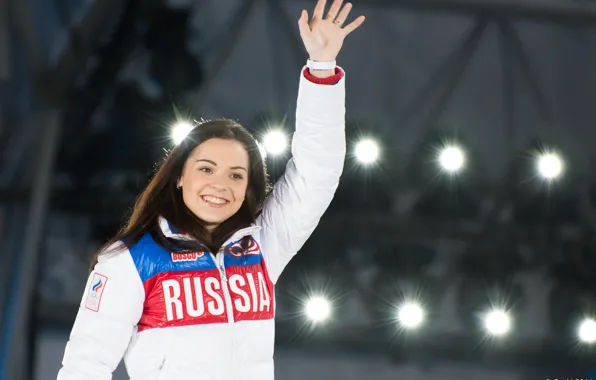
[90,119,270,268]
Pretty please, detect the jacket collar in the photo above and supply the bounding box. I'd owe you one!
[158,216,194,241]
[157,216,261,247]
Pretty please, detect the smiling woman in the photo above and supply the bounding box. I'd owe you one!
[57,1,364,379]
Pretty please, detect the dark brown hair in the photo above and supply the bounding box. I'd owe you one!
[90,119,270,268]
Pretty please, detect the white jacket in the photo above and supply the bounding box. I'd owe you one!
[57,67,346,380]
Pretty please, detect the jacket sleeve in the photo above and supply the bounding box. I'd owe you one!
[57,243,145,380]
[257,67,346,283]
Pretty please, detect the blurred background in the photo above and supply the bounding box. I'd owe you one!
[2,0,596,379]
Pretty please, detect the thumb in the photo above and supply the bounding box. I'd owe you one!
[297,10,311,38]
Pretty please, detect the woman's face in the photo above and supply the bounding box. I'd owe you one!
[178,138,250,230]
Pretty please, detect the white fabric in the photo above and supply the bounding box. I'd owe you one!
[56,67,346,380]
[306,59,337,71]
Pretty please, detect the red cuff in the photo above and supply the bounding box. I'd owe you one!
[303,67,343,85]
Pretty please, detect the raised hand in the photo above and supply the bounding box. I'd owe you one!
[298,0,365,62]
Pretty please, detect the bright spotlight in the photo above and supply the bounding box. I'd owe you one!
[171,121,194,145]
[304,296,331,323]
[354,139,379,164]
[438,145,465,172]
[536,152,563,179]
[578,318,596,344]
[262,130,287,155]
[397,302,425,329]
[483,309,511,336]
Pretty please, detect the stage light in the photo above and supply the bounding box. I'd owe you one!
[397,301,425,329]
[262,130,287,155]
[172,121,193,145]
[304,295,332,323]
[483,309,512,336]
[438,145,465,173]
[536,152,563,179]
[354,138,379,164]
[578,318,596,344]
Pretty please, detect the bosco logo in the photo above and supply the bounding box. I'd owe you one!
[172,251,204,262]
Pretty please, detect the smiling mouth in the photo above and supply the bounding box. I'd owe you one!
[201,195,230,206]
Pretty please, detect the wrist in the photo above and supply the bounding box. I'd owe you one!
[309,56,337,63]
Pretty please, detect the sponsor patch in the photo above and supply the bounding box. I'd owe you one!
[171,251,203,262]
[85,272,108,312]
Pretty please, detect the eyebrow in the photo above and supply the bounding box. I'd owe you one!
[196,159,248,172]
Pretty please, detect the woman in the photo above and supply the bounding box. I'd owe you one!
[57,1,364,379]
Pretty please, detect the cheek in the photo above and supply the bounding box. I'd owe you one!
[232,182,248,201]
[185,173,206,190]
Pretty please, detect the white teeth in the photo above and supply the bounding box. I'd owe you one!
[202,195,227,205]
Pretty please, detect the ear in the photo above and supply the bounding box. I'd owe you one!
[177,178,182,189]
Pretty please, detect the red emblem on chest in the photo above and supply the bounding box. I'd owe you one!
[138,262,274,331]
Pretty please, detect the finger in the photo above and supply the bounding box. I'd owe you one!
[313,0,327,20]
[298,10,311,38]
[333,2,352,26]
[343,15,365,36]
[325,0,343,21]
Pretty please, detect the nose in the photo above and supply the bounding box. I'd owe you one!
[208,174,229,192]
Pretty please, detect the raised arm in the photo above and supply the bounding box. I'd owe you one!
[256,0,364,283]
[57,244,144,380]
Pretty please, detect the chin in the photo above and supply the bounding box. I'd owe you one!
[187,202,241,227]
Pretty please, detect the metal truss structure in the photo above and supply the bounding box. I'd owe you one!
[0,0,594,378]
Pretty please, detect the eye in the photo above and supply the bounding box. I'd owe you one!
[199,167,213,174]
[231,173,244,180]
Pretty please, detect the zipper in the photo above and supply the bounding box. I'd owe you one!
[213,251,235,323]
[210,226,261,325]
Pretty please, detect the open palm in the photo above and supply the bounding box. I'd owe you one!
[298,0,365,62]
